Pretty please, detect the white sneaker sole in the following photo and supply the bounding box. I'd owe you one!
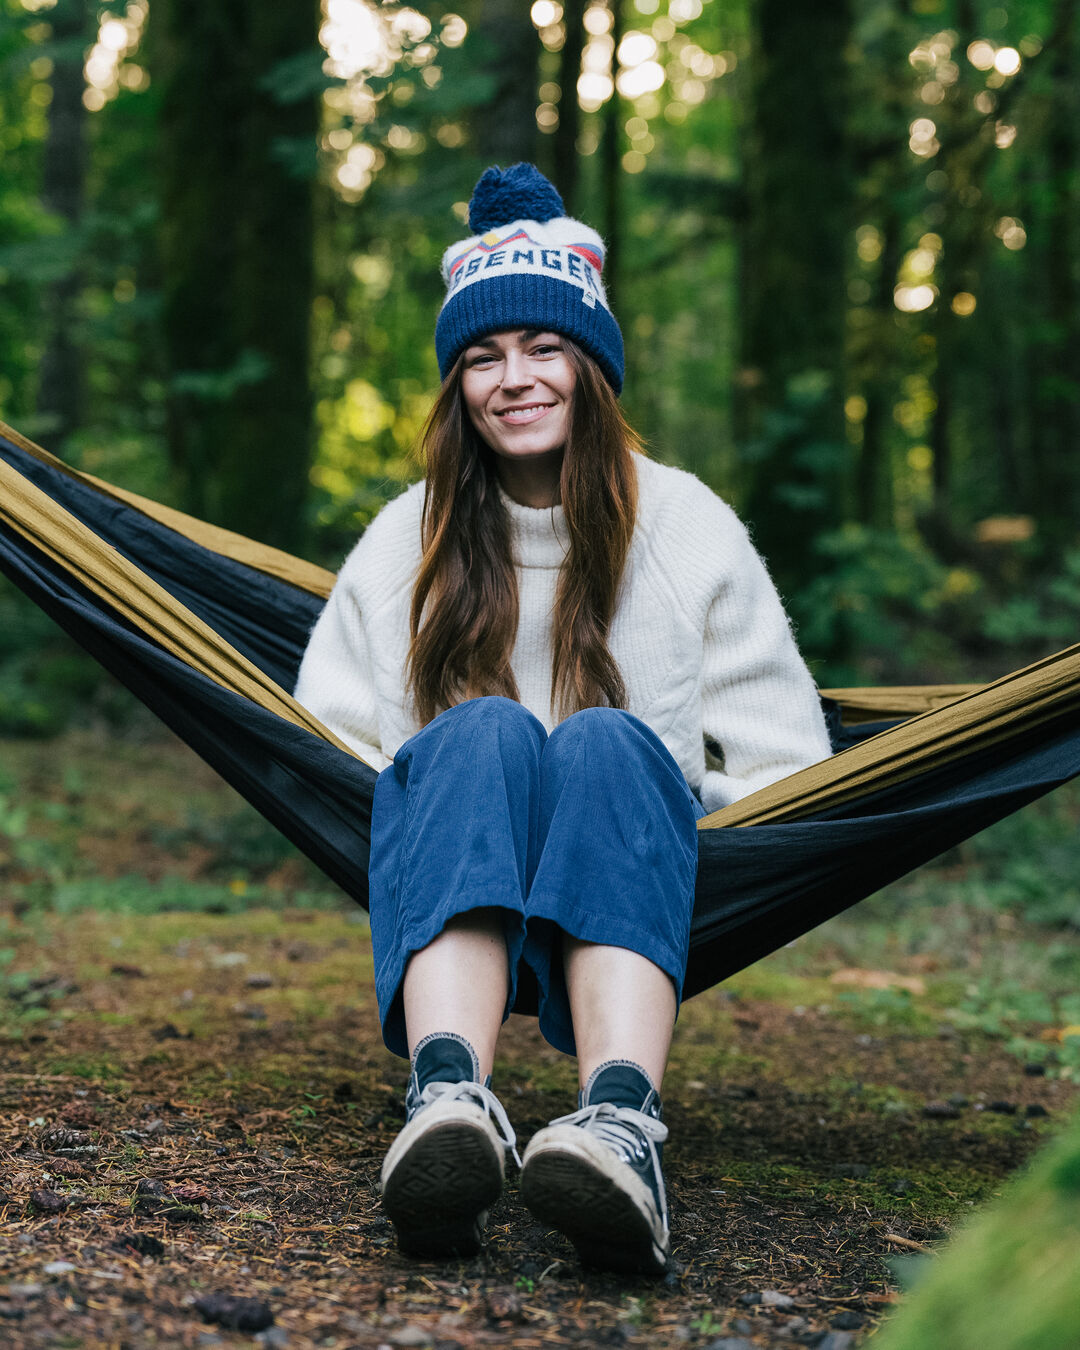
[380,1102,505,1258]
[521,1125,669,1275]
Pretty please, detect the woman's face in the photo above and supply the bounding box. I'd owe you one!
[460,329,576,469]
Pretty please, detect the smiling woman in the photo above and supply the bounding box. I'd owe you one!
[292,162,834,1275]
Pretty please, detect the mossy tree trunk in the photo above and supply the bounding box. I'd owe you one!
[37,0,90,447]
[1029,0,1080,550]
[154,0,318,552]
[738,0,854,597]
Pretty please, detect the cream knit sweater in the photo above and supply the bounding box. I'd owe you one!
[294,454,833,812]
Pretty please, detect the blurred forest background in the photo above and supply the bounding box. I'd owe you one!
[1,0,1079,736]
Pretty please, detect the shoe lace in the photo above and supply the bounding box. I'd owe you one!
[417,1079,523,1169]
[548,1102,669,1227]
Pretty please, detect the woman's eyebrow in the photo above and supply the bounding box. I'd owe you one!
[468,329,546,351]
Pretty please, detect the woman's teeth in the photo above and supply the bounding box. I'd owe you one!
[498,405,551,422]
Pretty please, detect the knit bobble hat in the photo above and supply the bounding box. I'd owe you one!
[434,162,625,393]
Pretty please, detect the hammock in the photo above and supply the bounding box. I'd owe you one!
[1,419,1078,1008]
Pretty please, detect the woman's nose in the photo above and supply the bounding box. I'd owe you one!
[501,349,534,389]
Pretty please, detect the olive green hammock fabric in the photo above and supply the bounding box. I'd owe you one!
[1,419,1078,1003]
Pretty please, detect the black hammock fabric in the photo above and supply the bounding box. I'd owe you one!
[1,429,1078,1010]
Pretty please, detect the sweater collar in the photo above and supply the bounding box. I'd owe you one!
[497,483,569,569]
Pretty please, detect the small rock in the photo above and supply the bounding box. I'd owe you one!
[1024,1062,1046,1076]
[922,1101,960,1119]
[43,1261,77,1276]
[29,1189,68,1214]
[831,1311,865,1330]
[731,1318,754,1334]
[987,1100,1017,1115]
[245,973,274,989]
[255,1328,290,1348]
[760,1290,795,1310]
[231,1002,268,1021]
[785,1317,809,1334]
[196,1336,224,1348]
[110,963,145,978]
[391,1326,435,1346]
[8,1283,44,1298]
[194,1292,274,1332]
[1026,1103,1049,1118]
[816,1334,855,1350]
[737,1291,760,1306]
[209,951,248,968]
[830,1163,870,1178]
[705,1339,756,1350]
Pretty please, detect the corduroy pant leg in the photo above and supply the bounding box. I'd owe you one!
[522,707,706,1056]
[369,696,546,1057]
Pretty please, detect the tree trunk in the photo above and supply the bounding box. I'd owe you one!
[154,0,318,552]
[471,0,540,165]
[739,0,854,595]
[552,0,586,214]
[856,207,901,528]
[1030,0,1080,549]
[37,0,89,446]
[601,0,624,316]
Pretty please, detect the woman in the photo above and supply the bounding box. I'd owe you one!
[295,163,833,1275]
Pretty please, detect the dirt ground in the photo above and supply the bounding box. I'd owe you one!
[1,731,1078,1348]
[2,909,1075,1350]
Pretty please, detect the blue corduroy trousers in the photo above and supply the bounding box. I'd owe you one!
[369,696,706,1058]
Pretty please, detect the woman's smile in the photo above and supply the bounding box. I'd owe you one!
[495,402,555,424]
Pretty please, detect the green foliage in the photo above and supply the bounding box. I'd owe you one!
[145,806,309,880]
[0,0,1078,711]
[787,522,956,684]
[0,582,118,736]
[978,549,1080,650]
[873,1107,1080,1350]
[24,875,340,917]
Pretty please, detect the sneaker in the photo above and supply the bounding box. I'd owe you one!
[520,1059,670,1275]
[380,1032,520,1258]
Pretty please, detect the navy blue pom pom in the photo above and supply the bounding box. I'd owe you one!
[467,162,565,233]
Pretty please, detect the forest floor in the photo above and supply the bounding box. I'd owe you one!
[1,727,1079,1349]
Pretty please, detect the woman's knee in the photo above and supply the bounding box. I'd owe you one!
[543,705,644,766]
[429,695,546,758]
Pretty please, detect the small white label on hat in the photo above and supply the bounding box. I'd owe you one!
[582,291,596,308]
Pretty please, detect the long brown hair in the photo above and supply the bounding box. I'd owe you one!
[407,338,642,726]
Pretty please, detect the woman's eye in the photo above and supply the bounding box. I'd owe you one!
[533,345,560,356]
